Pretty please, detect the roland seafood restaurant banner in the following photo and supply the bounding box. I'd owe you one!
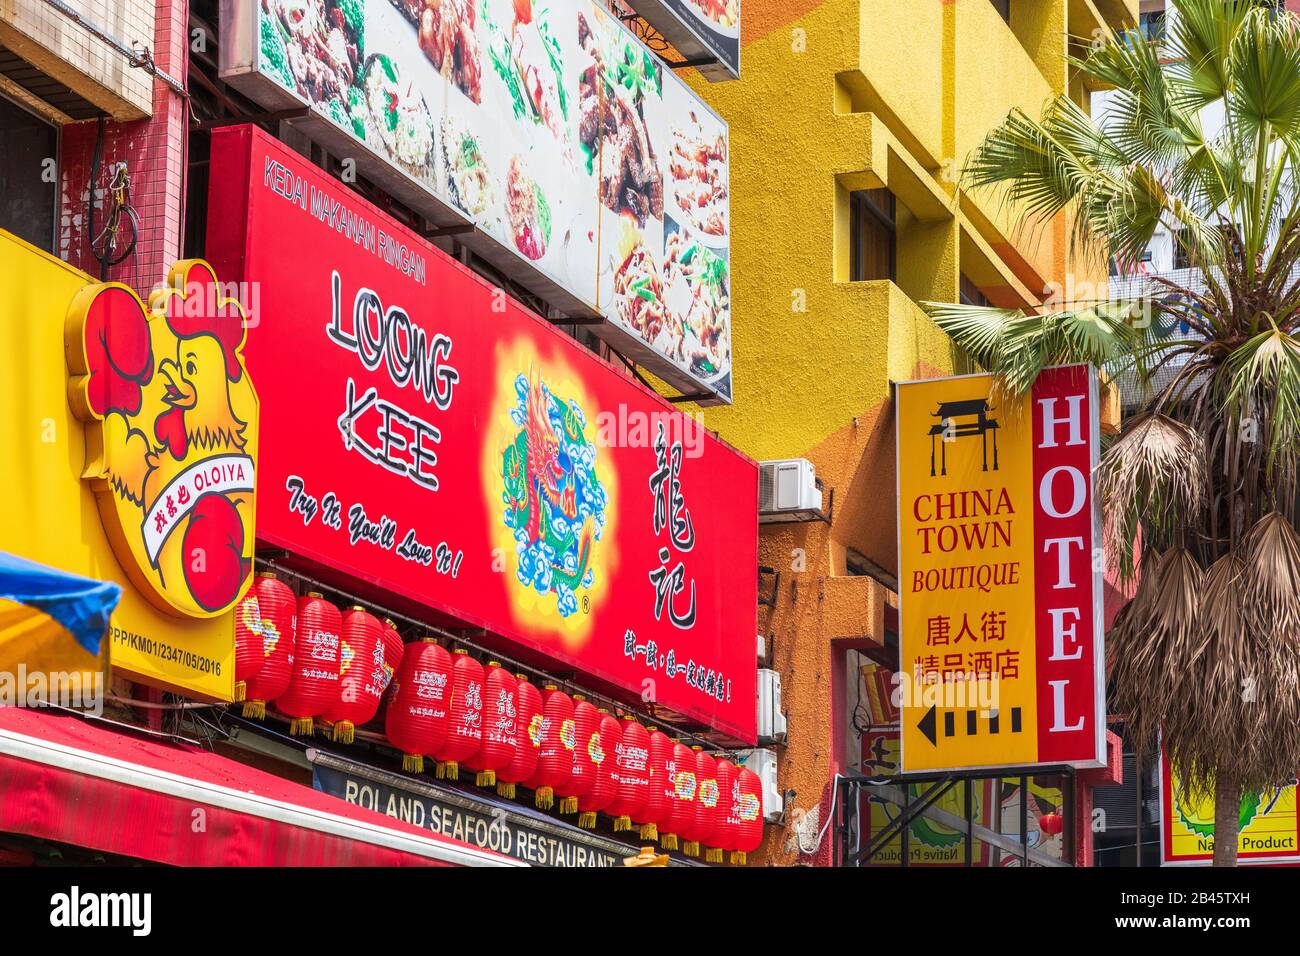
[895,367,1104,772]
[1160,748,1300,866]
[206,125,757,742]
[220,0,733,404]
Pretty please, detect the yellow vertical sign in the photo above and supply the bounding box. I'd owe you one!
[896,374,1037,771]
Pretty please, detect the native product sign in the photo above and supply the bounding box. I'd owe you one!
[219,0,733,403]
[1159,749,1300,865]
[206,124,756,742]
[859,730,995,866]
[895,367,1104,772]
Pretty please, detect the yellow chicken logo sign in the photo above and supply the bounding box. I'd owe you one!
[66,260,258,618]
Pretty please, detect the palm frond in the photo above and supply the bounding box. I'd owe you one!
[1097,413,1208,579]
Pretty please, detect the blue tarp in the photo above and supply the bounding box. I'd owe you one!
[0,551,121,656]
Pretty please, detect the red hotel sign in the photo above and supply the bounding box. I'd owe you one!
[205,126,757,742]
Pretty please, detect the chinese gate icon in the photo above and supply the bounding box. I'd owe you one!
[928,398,999,476]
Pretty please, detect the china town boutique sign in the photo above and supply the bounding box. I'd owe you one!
[895,366,1105,772]
[206,125,757,743]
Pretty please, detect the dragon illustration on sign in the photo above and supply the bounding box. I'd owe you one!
[499,371,607,619]
[66,259,258,618]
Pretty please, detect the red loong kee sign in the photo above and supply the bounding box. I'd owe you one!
[205,125,758,743]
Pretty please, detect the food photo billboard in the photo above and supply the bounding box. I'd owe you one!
[895,367,1105,773]
[219,0,733,403]
[205,124,756,741]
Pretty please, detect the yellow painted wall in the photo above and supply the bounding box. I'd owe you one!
[676,0,1118,864]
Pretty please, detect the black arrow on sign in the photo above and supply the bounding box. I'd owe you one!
[917,705,937,746]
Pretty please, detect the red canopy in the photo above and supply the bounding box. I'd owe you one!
[0,707,518,867]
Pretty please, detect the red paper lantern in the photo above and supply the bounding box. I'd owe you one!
[660,740,696,850]
[608,718,650,832]
[234,586,266,702]
[684,747,719,857]
[434,650,484,780]
[557,695,598,814]
[322,607,385,743]
[1039,811,1064,836]
[638,728,674,842]
[472,663,518,788]
[576,709,621,829]
[731,765,764,864]
[708,758,738,863]
[529,686,575,811]
[497,675,542,799]
[384,637,452,773]
[275,592,341,736]
[240,573,296,718]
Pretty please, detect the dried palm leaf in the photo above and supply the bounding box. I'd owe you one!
[1097,414,1207,579]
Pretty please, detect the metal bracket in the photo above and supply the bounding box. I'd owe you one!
[757,565,781,609]
[421,223,475,239]
[195,107,309,131]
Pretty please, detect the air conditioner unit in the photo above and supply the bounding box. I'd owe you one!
[758,458,822,520]
[742,748,783,823]
[756,668,787,744]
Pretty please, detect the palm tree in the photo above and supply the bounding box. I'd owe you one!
[923,0,1300,866]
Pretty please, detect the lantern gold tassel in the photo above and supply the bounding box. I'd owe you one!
[731,851,747,865]
[578,811,597,829]
[332,722,355,744]
[402,754,425,774]
[559,796,578,815]
[683,841,700,857]
[438,761,460,781]
[705,847,723,864]
[660,833,679,851]
[613,815,632,832]
[242,700,267,719]
[497,782,517,799]
[290,717,313,736]
[640,823,658,841]
[535,786,554,810]
[477,770,496,787]
[233,681,247,703]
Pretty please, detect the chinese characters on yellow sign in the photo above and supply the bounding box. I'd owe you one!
[895,367,1105,772]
